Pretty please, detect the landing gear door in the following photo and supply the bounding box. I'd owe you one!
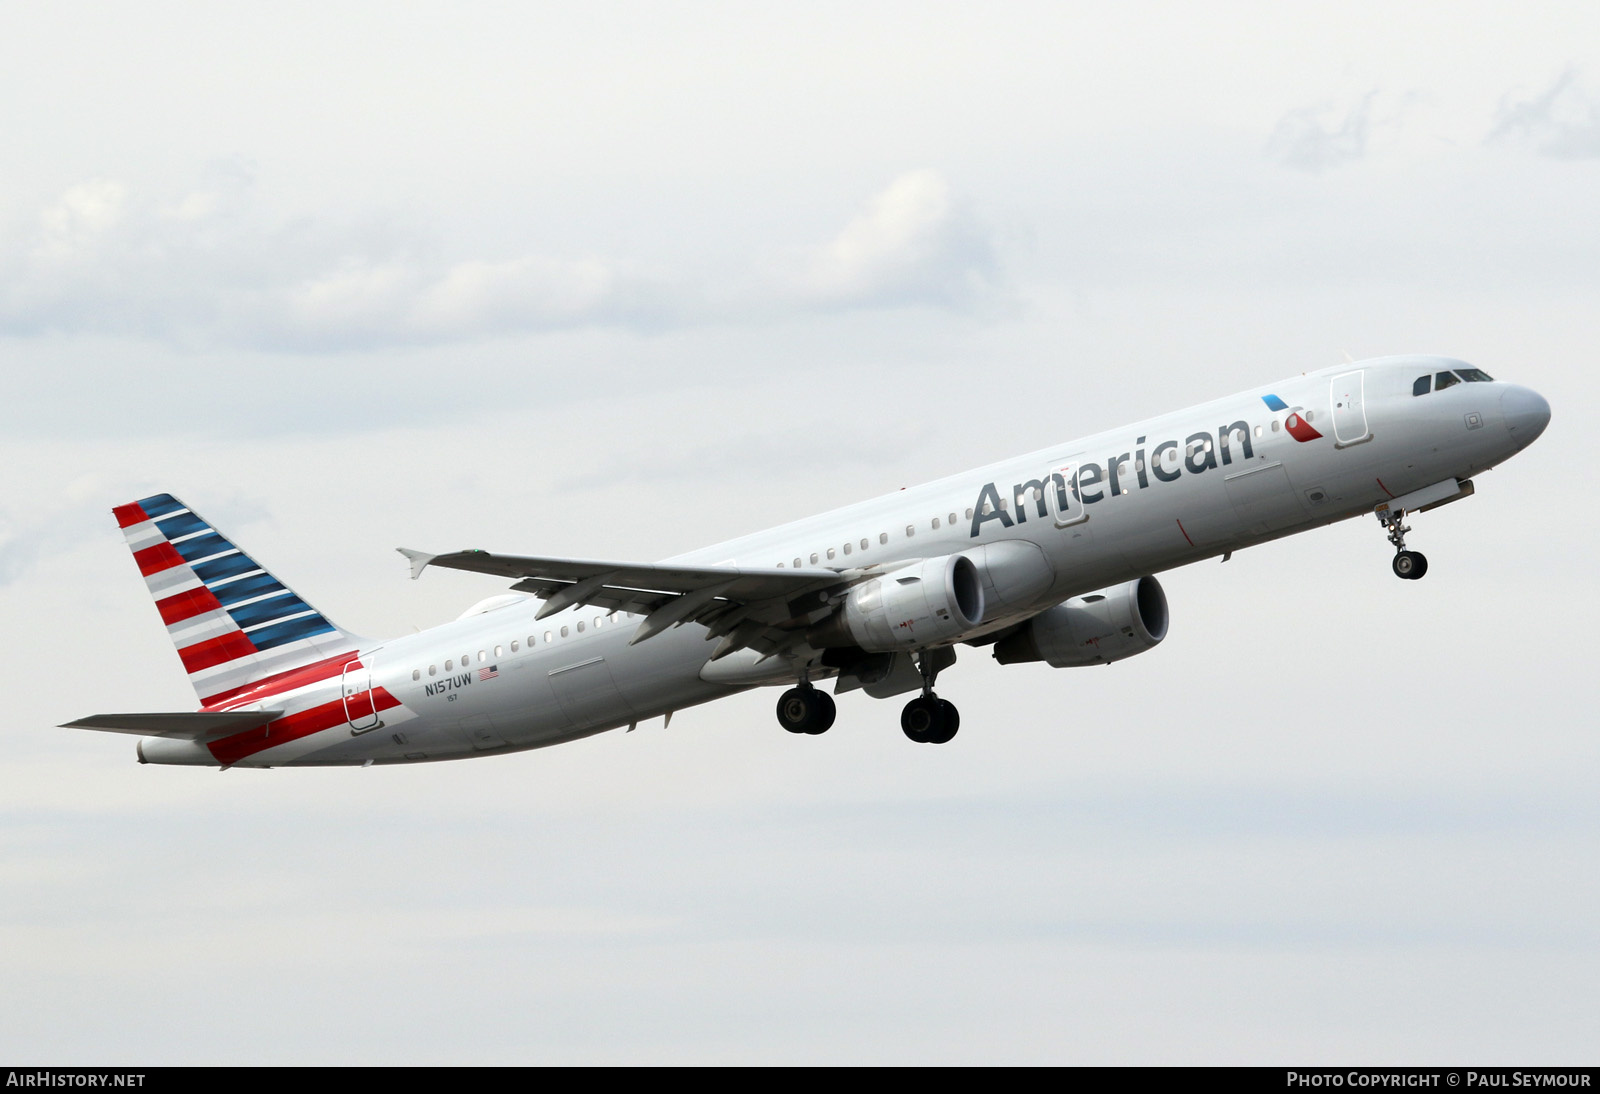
[1051,458,1088,527]
[1331,370,1371,447]
[342,658,381,733]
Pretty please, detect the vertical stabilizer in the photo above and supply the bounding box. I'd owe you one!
[113,493,365,707]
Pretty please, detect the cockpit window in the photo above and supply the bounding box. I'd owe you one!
[1413,375,1431,397]
[1435,371,1461,391]
[1456,368,1494,382]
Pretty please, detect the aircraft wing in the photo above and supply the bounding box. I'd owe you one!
[61,711,283,743]
[399,548,851,658]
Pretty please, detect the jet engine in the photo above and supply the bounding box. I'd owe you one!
[809,554,985,652]
[993,576,1169,667]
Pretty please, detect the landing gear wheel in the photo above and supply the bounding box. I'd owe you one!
[1392,550,1428,580]
[1378,508,1429,581]
[928,698,959,744]
[776,686,835,735]
[901,695,959,744]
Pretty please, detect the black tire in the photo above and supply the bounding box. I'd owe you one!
[805,690,836,735]
[1409,552,1428,580]
[902,695,957,743]
[901,695,939,743]
[777,686,834,735]
[1393,551,1421,580]
[927,698,960,745]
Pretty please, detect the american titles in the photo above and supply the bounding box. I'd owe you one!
[970,419,1259,537]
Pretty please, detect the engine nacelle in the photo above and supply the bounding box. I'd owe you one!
[809,555,985,652]
[994,576,1169,667]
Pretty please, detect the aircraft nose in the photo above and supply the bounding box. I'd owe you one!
[1501,385,1551,450]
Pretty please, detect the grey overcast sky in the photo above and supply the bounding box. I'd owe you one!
[2,1,1597,1064]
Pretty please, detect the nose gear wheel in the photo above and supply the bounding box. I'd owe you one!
[1377,508,1429,581]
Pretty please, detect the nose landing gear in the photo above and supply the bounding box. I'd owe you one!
[1392,550,1428,580]
[1378,509,1428,580]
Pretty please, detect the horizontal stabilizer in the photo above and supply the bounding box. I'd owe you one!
[62,711,282,743]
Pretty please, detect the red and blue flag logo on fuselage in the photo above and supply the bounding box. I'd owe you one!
[1262,394,1323,442]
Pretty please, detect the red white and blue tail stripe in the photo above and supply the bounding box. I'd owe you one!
[113,493,365,708]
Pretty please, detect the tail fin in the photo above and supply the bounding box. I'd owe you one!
[113,493,365,708]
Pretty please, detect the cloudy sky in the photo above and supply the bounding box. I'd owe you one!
[2,1,1597,1064]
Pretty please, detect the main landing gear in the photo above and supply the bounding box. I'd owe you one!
[773,652,960,744]
[1377,508,1429,581]
[901,652,959,745]
[776,682,835,735]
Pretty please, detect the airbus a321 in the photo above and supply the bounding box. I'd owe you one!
[65,355,1550,767]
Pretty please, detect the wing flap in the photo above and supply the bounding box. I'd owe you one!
[401,547,852,657]
[407,548,840,600]
[62,711,283,743]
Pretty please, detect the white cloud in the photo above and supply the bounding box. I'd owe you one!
[1489,68,1600,159]
[33,180,127,261]
[0,176,678,351]
[797,170,1002,310]
[1265,93,1377,172]
[0,171,1006,349]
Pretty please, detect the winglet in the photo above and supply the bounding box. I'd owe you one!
[397,548,437,580]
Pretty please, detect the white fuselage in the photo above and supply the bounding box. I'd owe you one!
[142,355,1547,767]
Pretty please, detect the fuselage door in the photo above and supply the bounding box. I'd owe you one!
[1331,370,1372,447]
[342,658,381,732]
[1050,458,1088,527]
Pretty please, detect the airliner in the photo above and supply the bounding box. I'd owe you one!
[65,355,1549,766]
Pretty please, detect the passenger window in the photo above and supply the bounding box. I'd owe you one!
[478,651,487,662]
[412,669,420,681]
[545,631,553,643]
[529,635,538,646]
[1413,375,1431,397]
[445,660,452,671]
[462,653,470,665]
[794,557,802,568]
[495,645,503,657]
[906,524,915,537]
[577,621,585,633]
[948,513,957,526]
[860,539,868,551]
[827,547,836,560]
[932,517,941,530]
[810,552,819,564]
[1254,426,1262,438]
[429,665,437,676]
[879,533,888,545]
[1435,371,1461,391]
[965,508,974,520]
[560,626,568,638]
[843,543,852,555]
[1271,420,1280,432]
[511,640,519,652]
